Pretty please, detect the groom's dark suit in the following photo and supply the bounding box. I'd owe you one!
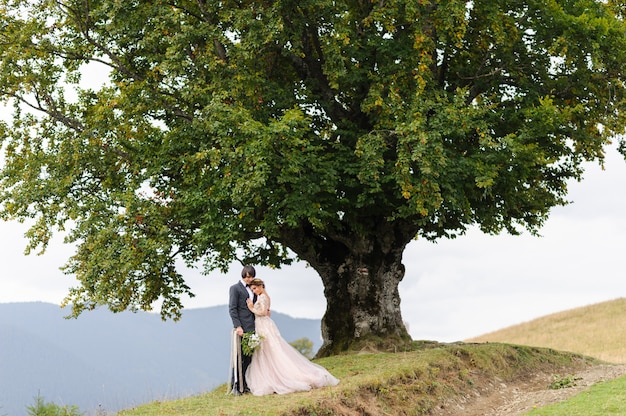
[229,281,255,333]
[229,280,255,392]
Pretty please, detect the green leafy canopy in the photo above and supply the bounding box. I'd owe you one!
[1,0,625,320]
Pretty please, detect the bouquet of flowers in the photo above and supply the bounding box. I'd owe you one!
[241,332,263,356]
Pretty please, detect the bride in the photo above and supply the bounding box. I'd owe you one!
[245,278,339,396]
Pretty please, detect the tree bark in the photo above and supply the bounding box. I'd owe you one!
[280,220,416,357]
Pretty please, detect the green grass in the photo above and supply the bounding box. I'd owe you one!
[117,341,598,416]
[523,374,626,415]
[116,299,626,415]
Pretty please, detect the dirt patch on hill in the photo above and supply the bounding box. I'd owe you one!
[433,363,626,415]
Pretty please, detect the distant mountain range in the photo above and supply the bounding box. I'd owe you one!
[0,302,323,416]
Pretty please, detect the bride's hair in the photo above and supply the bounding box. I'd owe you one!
[250,278,265,288]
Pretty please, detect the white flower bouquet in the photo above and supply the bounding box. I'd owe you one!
[241,332,263,356]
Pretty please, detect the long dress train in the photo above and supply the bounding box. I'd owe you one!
[245,293,339,396]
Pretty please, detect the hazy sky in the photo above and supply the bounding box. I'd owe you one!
[2,138,624,343]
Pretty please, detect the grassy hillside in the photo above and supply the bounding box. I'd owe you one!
[118,299,626,415]
[466,297,626,364]
[117,342,597,416]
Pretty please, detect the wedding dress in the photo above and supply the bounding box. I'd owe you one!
[245,293,339,396]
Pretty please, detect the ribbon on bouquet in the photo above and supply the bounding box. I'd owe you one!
[227,329,244,394]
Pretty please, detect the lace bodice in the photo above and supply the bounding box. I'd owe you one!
[253,294,270,316]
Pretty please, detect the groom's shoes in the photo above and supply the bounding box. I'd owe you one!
[230,387,242,396]
[243,387,251,394]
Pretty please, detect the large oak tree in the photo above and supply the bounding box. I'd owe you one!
[1,0,625,355]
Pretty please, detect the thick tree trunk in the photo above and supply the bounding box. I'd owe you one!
[280,220,416,357]
[315,248,411,356]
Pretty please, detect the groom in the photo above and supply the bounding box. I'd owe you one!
[228,265,256,395]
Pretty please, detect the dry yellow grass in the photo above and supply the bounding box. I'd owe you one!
[466,297,626,364]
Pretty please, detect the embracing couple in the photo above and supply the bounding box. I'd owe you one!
[228,265,339,396]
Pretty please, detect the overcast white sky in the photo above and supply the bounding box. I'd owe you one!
[2,137,624,343]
